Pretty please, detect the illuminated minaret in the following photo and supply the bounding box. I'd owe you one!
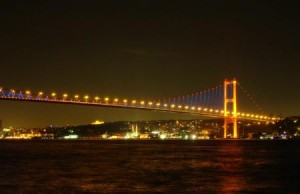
[135,124,138,137]
[132,124,139,137]
[224,79,238,138]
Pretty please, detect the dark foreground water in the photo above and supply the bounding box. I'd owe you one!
[0,140,300,193]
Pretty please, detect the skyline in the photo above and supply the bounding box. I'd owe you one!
[0,1,299,127]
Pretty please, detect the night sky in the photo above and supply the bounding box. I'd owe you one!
[0,1,299,128]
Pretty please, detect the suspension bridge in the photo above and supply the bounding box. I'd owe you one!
[0,79,282,138]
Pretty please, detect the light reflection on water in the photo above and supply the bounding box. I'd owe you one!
[0,140,299,193]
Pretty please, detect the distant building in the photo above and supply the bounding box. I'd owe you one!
[91,120,104,125]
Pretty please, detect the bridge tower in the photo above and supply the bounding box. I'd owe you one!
[223,79,238,138]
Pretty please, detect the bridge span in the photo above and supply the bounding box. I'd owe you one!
[0,79,282,138]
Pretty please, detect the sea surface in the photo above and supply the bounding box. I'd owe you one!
[0,140,300,193]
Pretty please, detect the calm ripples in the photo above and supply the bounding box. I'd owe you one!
[0,140,300,193]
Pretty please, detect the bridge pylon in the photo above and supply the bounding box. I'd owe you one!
[223,79,238,138]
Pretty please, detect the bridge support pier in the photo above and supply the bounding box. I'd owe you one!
[224,79,238,138]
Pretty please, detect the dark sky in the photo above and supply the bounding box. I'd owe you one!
[0,1,299,127]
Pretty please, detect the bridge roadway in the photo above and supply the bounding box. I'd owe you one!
[0,95,280,122]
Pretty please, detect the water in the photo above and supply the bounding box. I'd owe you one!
[0,140,300,193]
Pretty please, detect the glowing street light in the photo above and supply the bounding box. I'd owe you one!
[51,92,56,99]
[25,90,31,99]
[74,95,79,101]
[37,91,43,100]
[84,95,89,102]
[104,97,109,103]
[114,98,119,104]
[63,93,68,100]
[94,96,100,102]
[132,100,136,105]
